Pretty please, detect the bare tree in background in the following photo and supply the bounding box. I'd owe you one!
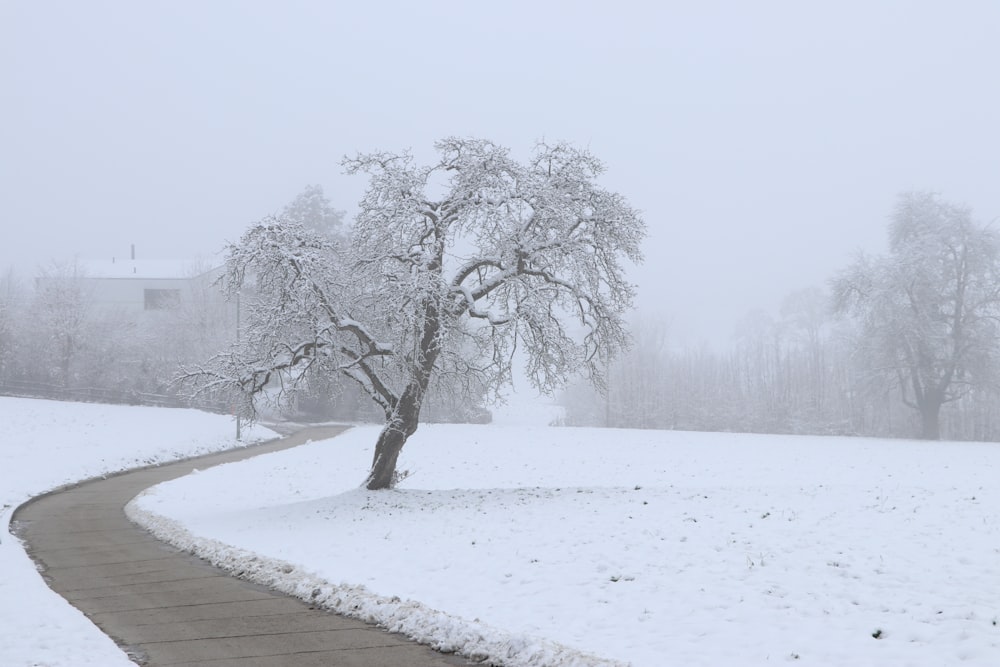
[833,191,1000,439]
[188,138,645,488]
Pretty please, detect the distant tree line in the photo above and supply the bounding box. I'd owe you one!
[7,185,994,443]
[561,192,1000,441]
[0,261,237,409]
[0,185,492,425]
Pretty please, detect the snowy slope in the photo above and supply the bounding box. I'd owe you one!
[129,424,1000,666]
[0,397,274,667]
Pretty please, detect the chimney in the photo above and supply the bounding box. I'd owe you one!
[131,244,135,260]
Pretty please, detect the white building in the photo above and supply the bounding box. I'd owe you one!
[62,258,223,314]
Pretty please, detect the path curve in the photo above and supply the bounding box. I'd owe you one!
[13,424,470,667]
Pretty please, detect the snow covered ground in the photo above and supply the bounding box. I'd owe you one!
[4,394,998,666]
[130,418,1000,666]
[0,397,274,667]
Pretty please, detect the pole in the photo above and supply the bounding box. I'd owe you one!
[235,291,242,441]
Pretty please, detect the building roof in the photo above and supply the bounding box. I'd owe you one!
[76,259,219,280]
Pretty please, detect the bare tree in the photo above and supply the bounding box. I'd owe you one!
[604,317,670,429]
[189,138,645,488]
[832,192,1000,439]
[779,287,834,428]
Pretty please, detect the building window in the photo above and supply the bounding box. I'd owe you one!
[144,288,181,310]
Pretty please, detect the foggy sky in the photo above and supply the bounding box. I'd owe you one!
[3,1,998,346]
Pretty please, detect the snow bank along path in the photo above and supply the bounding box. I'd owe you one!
[16,422,471,667]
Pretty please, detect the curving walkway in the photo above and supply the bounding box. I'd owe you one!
[14,424,470,667]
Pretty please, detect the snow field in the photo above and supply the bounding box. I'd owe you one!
[130,425,1000,666]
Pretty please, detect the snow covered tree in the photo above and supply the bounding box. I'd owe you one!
[0,269,23,383]
[190,138,645,488]
[29,261,95,388]
[832,192,1000,439]
[281,184,345,240]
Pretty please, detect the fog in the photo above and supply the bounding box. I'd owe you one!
[3,1,998,346]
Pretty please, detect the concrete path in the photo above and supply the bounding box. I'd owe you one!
[14,425,471,667]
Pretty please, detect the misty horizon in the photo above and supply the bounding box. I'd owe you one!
[3,2,998,346]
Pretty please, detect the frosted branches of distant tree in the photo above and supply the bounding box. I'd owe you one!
[184,138,645,489]
[832,191,1000,439]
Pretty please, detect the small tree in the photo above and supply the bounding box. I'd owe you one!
[190,138,645,488]
[29,261,95,388]
[281,184,346,240]
[0,269,23,383]
[832,192,1000,439]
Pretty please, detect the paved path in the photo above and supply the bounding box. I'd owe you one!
[14,425,471,667]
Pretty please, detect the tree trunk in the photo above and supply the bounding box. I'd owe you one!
[917,399,942,440]
[366,368,436,489]
[366,418,410,490]
[366,385,423,489]
[366,296,442,490]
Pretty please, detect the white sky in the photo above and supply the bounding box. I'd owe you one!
[2,1,998,345]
